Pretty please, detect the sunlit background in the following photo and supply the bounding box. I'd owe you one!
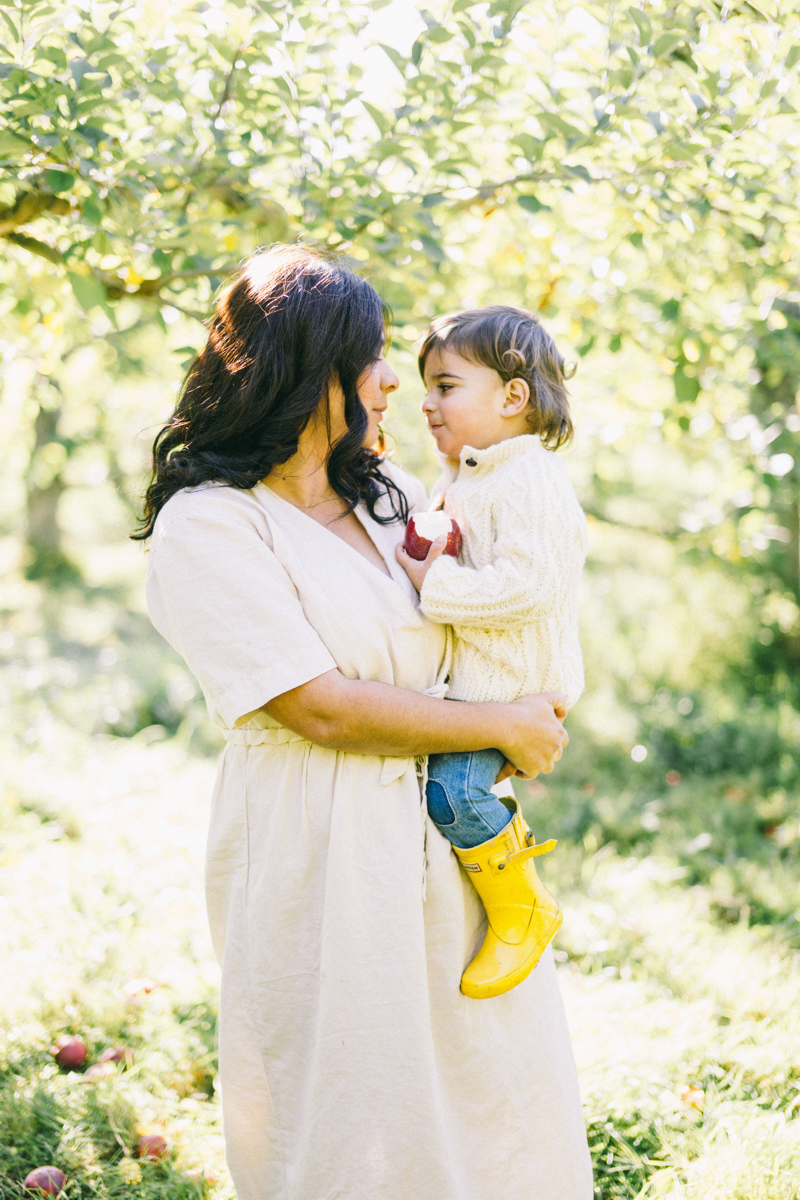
[2,0,800,1195]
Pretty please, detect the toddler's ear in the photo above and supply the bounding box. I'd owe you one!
[502,377,531,417]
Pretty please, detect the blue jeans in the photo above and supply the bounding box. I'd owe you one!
[426,748,512,849]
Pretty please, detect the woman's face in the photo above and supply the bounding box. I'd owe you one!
[357,352,399,447]
[326,349,399,449]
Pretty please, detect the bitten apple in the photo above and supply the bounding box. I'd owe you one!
[51,1036,87,1070]
[23,1167,66,1196]
[403,511,462,561]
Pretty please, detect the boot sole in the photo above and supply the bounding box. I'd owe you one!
[460,908,563,1000]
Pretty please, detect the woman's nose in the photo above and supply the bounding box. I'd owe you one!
[381,365,399,394]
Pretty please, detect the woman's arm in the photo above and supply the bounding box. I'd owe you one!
[261,669,568,778]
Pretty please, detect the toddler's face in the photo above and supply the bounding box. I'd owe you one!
[421,348,528,459]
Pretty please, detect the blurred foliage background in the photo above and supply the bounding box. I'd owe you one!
[2,0,800,1195]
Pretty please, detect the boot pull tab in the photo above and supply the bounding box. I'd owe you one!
[511,839,558,867]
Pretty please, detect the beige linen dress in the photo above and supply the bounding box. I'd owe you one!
[146,462,593,1200]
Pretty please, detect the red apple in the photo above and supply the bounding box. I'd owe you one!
[99,1046,130,1064]
[51,1035,87,1070]
[403,511,461,561]
[23,1167,66,1196]
[137,1133,168,1161]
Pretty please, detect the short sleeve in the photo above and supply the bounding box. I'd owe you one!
[147,489,337,728]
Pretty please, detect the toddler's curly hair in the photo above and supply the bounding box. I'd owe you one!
[418,305,574,449]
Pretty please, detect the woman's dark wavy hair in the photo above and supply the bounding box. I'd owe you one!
[132,244,409,539]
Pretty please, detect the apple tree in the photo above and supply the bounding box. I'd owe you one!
[1,0,799,602]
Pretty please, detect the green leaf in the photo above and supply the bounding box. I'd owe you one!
[628,7,651,44]
[628,231,644,248]
[457,19,476,48]
[564,164,592,183]
[46,169,74,193]
[674,366,700,403]
[518,194,549,213]
[76,122,106,146]
[538,111,582,139]
[411,38,423,67]
[82,197,102,225]
[512,132,541,160]
[426,26,453,44]
[174,345,199,368]
[418,234,445,262]
[362,101,388,135]
[68,272,107,312]
[653,32,684,58]
[786,45,800,69]
[378,43,405,73]
[0,9,19,41]
[778,98,797,114]
[453,0,481,10]
[577,336,595,357]
[0,129,30,158]
[609,334,622,353]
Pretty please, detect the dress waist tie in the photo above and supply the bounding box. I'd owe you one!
[223,682,450,899]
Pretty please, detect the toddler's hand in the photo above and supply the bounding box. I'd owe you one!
[395,537,448,592]
[494,760,522,785]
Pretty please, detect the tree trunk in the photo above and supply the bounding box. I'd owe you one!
[24,397,76,583]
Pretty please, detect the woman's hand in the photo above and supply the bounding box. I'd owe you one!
[395,537,447,592]
[495,693,568,780]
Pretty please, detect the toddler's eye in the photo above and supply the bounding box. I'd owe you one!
[439,384,453,393]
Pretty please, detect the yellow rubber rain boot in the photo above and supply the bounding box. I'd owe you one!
[453,799,561,999]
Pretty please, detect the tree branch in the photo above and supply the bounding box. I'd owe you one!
[5,231,64,264]
[213,46,242,124]
[101,264,238,300]
[2,220,235,301]
[0,190,71,235]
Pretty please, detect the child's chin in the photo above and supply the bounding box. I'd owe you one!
[435,436,460,458]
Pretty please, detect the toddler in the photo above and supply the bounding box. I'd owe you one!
[396,305,587,1000]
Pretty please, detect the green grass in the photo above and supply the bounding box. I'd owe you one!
[2,707,800,1199]
[519,687,800,1199]
[0,728,230,1200]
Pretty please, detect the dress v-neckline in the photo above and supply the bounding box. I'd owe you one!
[255,482,405,588]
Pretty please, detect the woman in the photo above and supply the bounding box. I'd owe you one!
[138,245,593,1200]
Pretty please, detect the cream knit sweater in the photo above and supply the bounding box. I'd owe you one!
[420,434,588,707]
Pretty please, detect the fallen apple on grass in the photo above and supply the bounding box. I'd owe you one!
[99,1046,131,1064]
[51,1035,87,1070]
[137,1133,169,1161]
[23,1167,66,1196]
[403,511,462,561]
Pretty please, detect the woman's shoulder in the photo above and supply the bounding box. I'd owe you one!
[151,483,268,546]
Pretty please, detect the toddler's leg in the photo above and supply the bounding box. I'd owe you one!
[426,749,511,849]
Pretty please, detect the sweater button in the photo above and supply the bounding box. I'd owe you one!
[465,457,477,466]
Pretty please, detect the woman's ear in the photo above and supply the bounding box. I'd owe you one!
[501,377,531,418]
